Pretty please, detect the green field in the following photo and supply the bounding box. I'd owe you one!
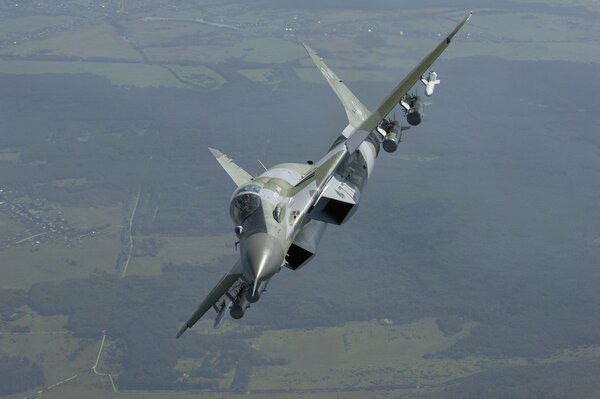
[0,59,187,88]
[238,68,282,85]
[59,205,123,230]
[250,318,481,391]
[1,235,122,288]
[0,15,76,37]
[126,234,234,276]
[164,64,226,89]
[0,215,26,238]
[1,23,143,61]
[1,4,598,89]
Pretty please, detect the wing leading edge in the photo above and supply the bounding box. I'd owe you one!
[176,261,244,338]
[208,147,253,187]
[345,11,472,152]
[306,12,471,209]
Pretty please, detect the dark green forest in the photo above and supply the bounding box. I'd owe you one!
[0,289,26,319]
[0,356,45,396]
[423,359,600,399]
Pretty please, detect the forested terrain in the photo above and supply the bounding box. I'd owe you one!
[423,359,600,399]
[0,356,45,396]
[0,289,26,319]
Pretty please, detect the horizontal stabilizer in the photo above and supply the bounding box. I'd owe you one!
[208,147,253,187]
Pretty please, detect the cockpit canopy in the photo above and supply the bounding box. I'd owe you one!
[229,183,262,225]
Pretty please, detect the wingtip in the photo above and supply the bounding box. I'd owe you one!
[301,42,317,57]
[176,323,188,339]
[208,147,223,159]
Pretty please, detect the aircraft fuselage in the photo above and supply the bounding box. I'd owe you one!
[232,129,380,288]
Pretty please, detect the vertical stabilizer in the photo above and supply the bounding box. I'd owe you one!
[302,44,371,128]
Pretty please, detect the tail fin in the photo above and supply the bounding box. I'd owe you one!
[302,44,371,128]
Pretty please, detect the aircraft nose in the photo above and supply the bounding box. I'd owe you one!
[240,233,284,283]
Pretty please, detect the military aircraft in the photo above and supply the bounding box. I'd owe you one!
[176,12,471,338]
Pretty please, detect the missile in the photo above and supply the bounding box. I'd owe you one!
[213,300,230,328]
[421,71,440,96]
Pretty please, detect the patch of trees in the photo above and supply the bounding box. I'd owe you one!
[28,242,600,369]
[187,336,285,393]
[0,289,26,320]
[26,261,277,391]
[28,273,119,337]
[423,359,600,399]
[230,358,253,394]
[117,338,181,390]
[435,315,465,337]
[0,356,45,396]
[132,237,166,257]
[437,310,600,359]
[0,72,306,235]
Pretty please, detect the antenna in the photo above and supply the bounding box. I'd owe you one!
[257,159,267,171]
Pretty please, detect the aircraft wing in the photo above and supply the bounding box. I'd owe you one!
[208,147,253,187]
[176,260,245,338]
[303,12,471,216]
[302,43,370,128]
[345,11,472,152]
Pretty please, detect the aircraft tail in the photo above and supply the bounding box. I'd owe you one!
[302,44,371,129]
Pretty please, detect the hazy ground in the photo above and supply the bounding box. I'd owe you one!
[1,1,599,398]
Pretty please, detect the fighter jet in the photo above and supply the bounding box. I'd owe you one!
[176,12,471,338]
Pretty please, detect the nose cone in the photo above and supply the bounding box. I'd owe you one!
[240,233,284,283]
